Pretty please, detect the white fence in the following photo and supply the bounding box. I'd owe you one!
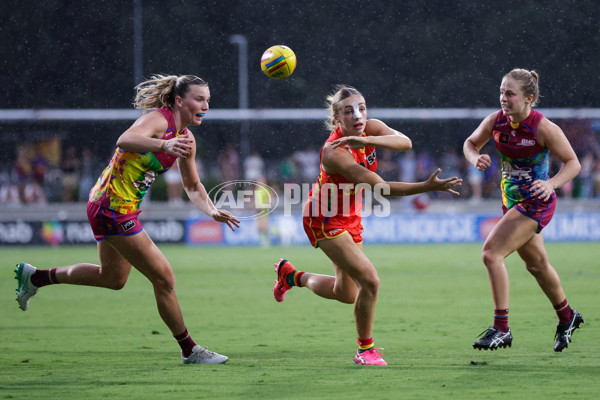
[2,108,600,122]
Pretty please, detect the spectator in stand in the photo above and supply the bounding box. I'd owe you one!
[78,147,101,201]
[279,155,298,184]
[0,169,21,207]
[415,151,434,181]
[550,155,574,198]
[220,143,240,182]
[440,147,461,179]
[397,151,417,209]
[12,144,48,204]
[14,145,32,201]
[578,152,595,198]
[243,149,265,181]
[436,147,461,200]
[254,175,272,248]
[293,145,320,183]
[593,157,600,197]
[376,148,398,181]
[61,145,81,202]
[31,151,47,188]
[467,164,484,203]
[398,151,416,183]
[164,162,184,206]
[23,180,47,204]
[412,151,435,208]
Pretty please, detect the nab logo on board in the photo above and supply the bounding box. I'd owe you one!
[187,220,223,245]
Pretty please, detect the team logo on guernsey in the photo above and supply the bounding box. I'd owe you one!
[366,149,376,165]
[493,130,509,144]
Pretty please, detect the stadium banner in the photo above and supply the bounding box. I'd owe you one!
[0,218,186,246]
[2,211,599,246]
[185,211,600,246]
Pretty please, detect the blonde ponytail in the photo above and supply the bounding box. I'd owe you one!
[133,74,208,112]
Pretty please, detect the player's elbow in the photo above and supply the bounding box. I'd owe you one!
[394,137,412,152]
[558,157,582,185]
[115,134,137,152]
[181,178,202,193]
[572,158,582,175]
[182,182,206,202]
[115,136,127,150]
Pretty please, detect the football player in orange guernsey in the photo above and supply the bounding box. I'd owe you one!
[273,85,462,365]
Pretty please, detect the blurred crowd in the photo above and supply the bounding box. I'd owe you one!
[0,142,103,207]
[3,122,600,207]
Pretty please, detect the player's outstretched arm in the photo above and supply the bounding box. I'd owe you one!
[324,144,461,197]
[386,168,462,197]
[178,149,240,231]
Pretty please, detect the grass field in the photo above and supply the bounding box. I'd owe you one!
[1,243,598,399]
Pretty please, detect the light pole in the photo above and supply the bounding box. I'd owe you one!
[228,34,250,170]
[133,0,143,85]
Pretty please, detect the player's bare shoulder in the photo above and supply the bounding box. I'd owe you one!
[536,117,565,147]
[364,119,387,136]
[131,110,169,138]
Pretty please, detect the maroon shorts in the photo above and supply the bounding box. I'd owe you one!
[87,202,143,241]
[502,193,556,233]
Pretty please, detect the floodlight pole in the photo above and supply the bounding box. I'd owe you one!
[228,34,250,171]
[133,0,143,85]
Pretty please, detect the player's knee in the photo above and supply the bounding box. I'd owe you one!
[335,288,357,304]
[152,271,176,293]
[481,248,501,269]
[358,273,380,297]
[525,261,546,277]
[525,263,537,276]
[106,276,128,290]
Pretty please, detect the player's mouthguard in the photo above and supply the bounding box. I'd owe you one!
[196,113,205,117]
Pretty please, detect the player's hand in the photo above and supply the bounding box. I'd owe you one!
[163,133,193,158]
[529,179,554,201]
[425,168,462,195]
[211,209,240,231]
[331,135,367,149]
[473,154,491,171]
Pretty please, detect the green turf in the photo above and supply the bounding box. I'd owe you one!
[1,243,598,399]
